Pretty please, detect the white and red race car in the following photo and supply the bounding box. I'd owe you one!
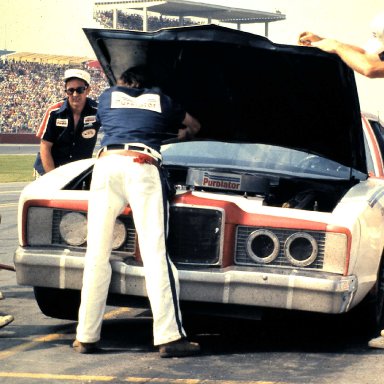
[14,25,384,335]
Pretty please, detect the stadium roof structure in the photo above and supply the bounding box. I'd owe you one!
[94,0,286,36]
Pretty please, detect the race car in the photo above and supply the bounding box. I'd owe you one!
[14,25,384,334]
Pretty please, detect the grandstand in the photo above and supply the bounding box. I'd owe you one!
[94,0,286,36]
[0,60,108,138]
[0,1,285,140]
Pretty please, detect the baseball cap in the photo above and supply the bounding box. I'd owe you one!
[63,69,91,85]
[365,12,384,54]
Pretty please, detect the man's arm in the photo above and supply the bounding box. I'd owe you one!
[298,31,384,78]
[40,140,55,173]
[177,112,201,140]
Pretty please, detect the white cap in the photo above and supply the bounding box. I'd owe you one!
[365,12,384,54]
[63,69,91,85]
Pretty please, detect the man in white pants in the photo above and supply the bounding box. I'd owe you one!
[73,66,201,357]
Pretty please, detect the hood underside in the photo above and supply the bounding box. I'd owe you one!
[83,24,366,173]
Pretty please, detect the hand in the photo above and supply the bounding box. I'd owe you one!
[177,128,190,141]
[298,32,323,46]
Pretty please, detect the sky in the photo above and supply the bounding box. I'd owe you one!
[1,0,384,116]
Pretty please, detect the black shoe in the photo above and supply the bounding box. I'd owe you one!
[159,338,200,358]
[72,339,98,354]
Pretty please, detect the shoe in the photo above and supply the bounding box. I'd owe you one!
[0,315,14,329]
[159,338,200,358]
[72,339,98,354]
[368,335,384,349]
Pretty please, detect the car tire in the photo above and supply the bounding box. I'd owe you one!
[33,287,81,321]
[368,257,384,333]
[353,256,384,336]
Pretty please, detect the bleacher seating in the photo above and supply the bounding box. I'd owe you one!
[0,60,108,134]
[93,10,199,31]
[0,12,198,135]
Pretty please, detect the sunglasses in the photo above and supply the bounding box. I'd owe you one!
[65,86,88,95]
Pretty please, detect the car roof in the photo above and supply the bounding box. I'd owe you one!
[84,24,367,174]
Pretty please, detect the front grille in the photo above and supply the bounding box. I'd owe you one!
[52,209,136,254]
[235,226,325,269]
[51,207,222,265]
[167,206,223,265]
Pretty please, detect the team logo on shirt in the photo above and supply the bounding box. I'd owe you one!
[56,118,68,127]
[111,91,162,113]
[82,129,96,139]
[84,115,97,125]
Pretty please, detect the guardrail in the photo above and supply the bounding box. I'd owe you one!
[0,134,39,144]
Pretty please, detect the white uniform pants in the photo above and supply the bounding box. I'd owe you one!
[76,154,186,346]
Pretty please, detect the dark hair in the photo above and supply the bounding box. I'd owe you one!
[119,65,152,88]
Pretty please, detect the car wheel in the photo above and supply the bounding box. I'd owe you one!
[354,256,384,336]
[370,258,384,332]
[33,287,81,321]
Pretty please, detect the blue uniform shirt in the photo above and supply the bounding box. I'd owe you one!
[98,86,186,152]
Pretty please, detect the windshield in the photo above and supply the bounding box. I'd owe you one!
[161,141,365,180]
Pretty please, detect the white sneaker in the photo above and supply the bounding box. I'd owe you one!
[0,315,13,329]
[368,335,384,349]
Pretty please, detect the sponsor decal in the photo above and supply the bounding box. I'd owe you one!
[111,91,161,113]
[56,118,68,127]
[202,171,241,190]
[82,129,96,139]
[84,115,96,124]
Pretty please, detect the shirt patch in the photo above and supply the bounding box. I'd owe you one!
[84,115,97,125]
[82,129,97,139]
[111,91,161,113]
[56,118,68,128]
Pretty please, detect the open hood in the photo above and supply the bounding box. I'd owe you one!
[83,25,366,174]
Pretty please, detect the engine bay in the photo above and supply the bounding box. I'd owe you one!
[64,164,358,213]
[168,166,357,213]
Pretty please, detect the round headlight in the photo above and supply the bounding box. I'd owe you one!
[246,229,279,263]
[112,219,126,250]
[59,212,87,246]
[284,232,318,267]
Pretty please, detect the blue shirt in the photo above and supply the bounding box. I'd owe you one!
[98,86,186,152]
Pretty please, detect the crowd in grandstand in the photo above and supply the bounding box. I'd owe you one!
[0,60,108,134]
[0,11,199,135]
[94,10,198,30]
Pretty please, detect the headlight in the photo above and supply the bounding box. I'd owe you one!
[59,212,87,246]
[112,219,127,250]
[246,229,280,263]
[284,232,318,267]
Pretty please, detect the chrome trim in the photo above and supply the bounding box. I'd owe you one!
[284,232,318,267]
[246,229,279,264]
[15,246,357,314]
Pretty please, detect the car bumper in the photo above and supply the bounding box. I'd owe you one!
[14,246,358,314]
